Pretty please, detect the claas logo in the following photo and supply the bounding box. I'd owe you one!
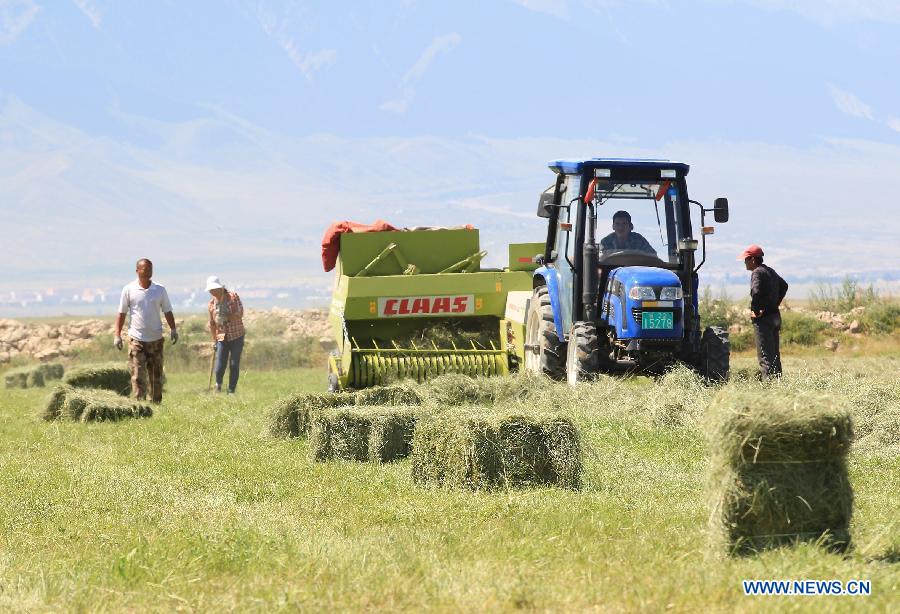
[377,295,475,317]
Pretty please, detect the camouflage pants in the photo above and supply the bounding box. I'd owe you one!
[128,338,165,403]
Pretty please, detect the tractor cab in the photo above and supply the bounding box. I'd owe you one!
[527,158,731,382]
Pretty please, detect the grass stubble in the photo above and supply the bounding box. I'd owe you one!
[0,355,897,611]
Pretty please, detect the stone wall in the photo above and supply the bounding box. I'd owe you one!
[0,309,332,364]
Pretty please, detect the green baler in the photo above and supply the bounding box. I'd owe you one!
[327,227,541,390]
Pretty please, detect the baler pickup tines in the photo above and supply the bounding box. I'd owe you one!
[347,345,507,388]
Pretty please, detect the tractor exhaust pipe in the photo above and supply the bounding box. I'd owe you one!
[582,202,599,321]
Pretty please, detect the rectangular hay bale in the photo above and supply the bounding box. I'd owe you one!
[411,410,582,490]
[63,363,131,396]
[368,408,418,463]
[264,384,422,440]
[309,406,419,463]
[4,365,45,388]
[43,385,153,423]
[707,390,853,555]
[309,408,372,462]
[4,368,29,389]
[26,369,45,388]
[37,363,65,380]
[354,384,422,407]
[264,391,356,438]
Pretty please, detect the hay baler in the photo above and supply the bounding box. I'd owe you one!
[327,227,541,390]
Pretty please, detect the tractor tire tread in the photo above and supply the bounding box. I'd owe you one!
[526,286,566,379]
[567,321,600,384]
[697,326,730,382]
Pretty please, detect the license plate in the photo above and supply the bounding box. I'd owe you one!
[641,311,673,329]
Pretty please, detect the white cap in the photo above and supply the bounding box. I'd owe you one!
[205,275,224,291]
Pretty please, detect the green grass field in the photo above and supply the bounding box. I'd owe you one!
[1,356,898,612]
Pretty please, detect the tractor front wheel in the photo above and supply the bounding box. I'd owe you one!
[697,326,730,382]
[524,286,565,379]
[566,321,600,385]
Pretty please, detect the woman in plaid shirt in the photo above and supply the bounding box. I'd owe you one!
[206,276,245,393]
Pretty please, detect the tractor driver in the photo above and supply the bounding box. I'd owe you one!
[600,210,657,255]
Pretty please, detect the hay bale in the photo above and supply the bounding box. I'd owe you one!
[43,386,69,421]
[264,391,355,438]
[368,408,418,462]
[354,383,422,407]
[424,374,489,405]
[309,408,372,462]
[4,368,29,389]
[43,385,152,423]
[707,390,853,555]
[309,406,419,463]
[37,363,64,380]
[411,409,582,490]
[4,365,48,388]
[423,373,543,407]
[63,363,131,396]
[26,369,45,388]
[264,384,422,440]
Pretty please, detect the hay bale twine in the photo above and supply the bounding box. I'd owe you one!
[63,363,131,396]
[264,391,355,438]
[707,390,853,555]
[411,409,582,490]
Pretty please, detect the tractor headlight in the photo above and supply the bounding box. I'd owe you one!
[628,286,656,301]
[659,287,683,300]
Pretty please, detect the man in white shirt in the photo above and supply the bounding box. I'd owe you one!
[114,258,178,403]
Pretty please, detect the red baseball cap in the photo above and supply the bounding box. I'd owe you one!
[738,244,764,260]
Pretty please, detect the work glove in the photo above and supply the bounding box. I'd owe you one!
[170,329,179,344]
[114,335,123,351]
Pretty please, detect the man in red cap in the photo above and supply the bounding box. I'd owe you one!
[740,245,789,378]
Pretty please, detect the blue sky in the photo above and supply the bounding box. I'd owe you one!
[1,0,899,298]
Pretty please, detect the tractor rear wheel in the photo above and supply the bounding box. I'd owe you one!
[698,326,730,382]
[524,286,565,379]
[566,321,600,385]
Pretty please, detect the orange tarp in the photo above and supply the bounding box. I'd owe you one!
[321,219,399,272]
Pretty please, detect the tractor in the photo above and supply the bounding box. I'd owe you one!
[523,158,731,383]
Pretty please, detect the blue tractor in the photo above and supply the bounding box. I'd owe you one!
[524,158,731,382]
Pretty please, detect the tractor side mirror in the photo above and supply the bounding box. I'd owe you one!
[713,197,729,223]
[537,187,556,218]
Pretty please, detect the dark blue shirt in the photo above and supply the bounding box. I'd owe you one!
[599,231,657,255]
